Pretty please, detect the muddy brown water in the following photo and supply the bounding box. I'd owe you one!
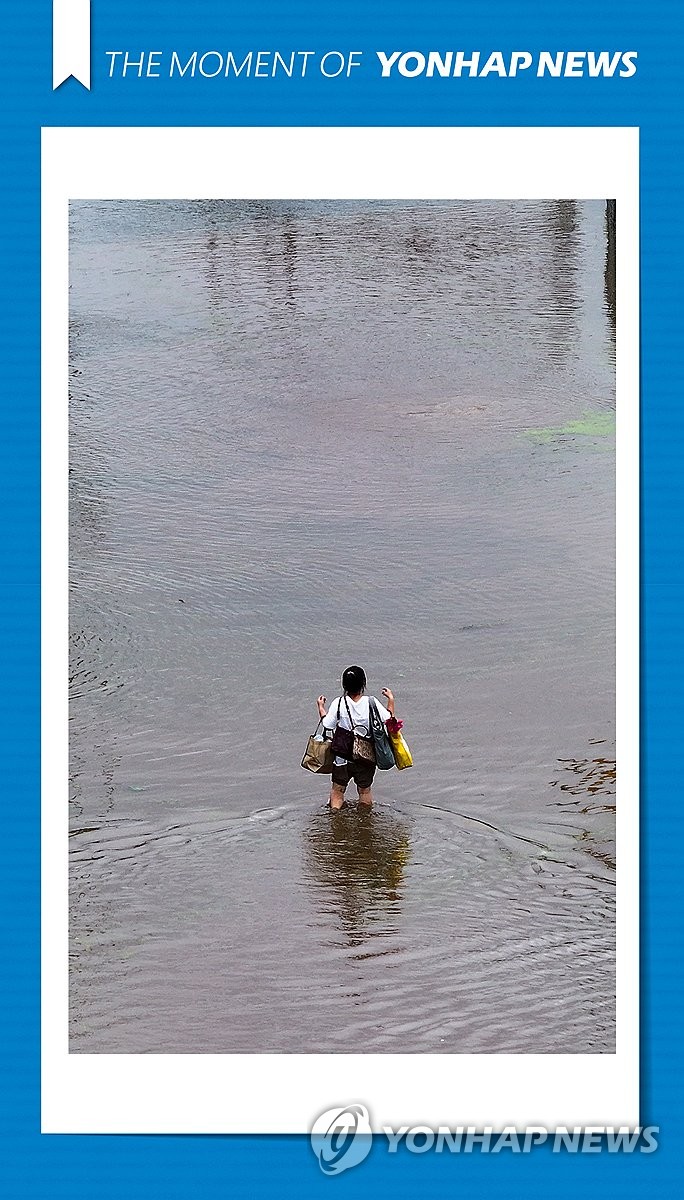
[69,200,615,1053]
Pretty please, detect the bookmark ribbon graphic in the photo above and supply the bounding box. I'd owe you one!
[53,0,91,90]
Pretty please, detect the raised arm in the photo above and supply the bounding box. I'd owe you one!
[381,688,395,717]
[317,694,327,719]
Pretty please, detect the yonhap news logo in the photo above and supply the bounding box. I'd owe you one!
[310,1104,659,1173]
[310,1104,373,1175]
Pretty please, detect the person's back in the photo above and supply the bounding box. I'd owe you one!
[325,693,379,737]
[317,665,394,809]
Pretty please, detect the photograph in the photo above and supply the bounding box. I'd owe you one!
[7,0,684,1191]
[68,197,616,1055]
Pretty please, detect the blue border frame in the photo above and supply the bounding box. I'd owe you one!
[2,1,681,1194]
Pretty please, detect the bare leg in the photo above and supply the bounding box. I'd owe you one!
[357,786,373,808]
[329,782,346,810]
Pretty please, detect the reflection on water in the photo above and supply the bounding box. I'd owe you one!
[605,200,617,336]
[69,200,616,1053]
[304,807,410,950]
[540,200,580,365]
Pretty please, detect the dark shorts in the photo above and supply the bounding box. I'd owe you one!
[331,759,377,792]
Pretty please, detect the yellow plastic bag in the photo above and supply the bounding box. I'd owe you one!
[388,728,413,770]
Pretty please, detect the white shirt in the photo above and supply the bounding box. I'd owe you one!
[321,695,392,767]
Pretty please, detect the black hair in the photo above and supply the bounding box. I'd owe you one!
[342,665,367,695]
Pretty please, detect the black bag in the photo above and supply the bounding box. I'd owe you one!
[330,698,354,761]
[369,698,395,770]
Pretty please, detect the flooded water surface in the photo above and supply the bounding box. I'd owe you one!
[69,200,615,1053]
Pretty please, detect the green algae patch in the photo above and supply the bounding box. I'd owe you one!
[523,410,615,446]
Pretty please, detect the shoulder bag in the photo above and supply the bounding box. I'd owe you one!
[301,719,334,774]
[368,698,396,770]
[330,696,376,763]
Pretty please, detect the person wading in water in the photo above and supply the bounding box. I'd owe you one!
[317,665,395,810]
